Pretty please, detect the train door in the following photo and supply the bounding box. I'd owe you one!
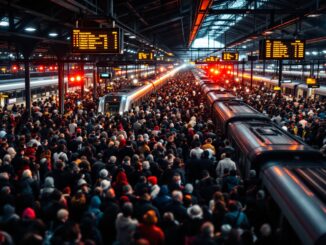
[104,96,121,114]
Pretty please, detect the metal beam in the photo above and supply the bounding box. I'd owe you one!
[207,8,324,15]
[0,0,74,28]
[125,1,149,26]
[140,16,183,33]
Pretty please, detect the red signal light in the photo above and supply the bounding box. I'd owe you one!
[12,65,18,72]
[38,65,44,71]
[70,76,75,82]
[76,75,82,81]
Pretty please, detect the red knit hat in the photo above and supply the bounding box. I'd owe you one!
[147,176,157,185]
[22,207,36,219]
[120,195,130,203]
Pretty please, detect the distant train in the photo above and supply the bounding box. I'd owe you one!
[98,65,186,115]
[242,72,326,99]
[193,68,326,245]
[0,68,155,107]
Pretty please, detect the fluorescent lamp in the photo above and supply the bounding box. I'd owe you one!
[49,32,58,37]
[24,27,36,32]
[0,21,9,27]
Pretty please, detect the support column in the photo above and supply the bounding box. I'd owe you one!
[58,60,65,115]
[81,63,84,99]
[278,60,283,95]
[24,59,31,118]
[93,68,97,101]
[250,59,254,89]
[16,38,38,118]
[241,59,245,87]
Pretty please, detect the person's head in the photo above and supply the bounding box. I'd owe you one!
[172,172,181,184]
[201,150,210,159]
[206,138,212,144]
[163,212,175,222]
[57,209,69,223]
[257,190,266,200]
[213,191,224,203]
[22,169,32,179]
[143,210,158,225]
[228,200,239,212]
[184,183,193,194]
[122,184,133,195]
[172,190,183,203]
[142,161,150,170]
[201,222,215,238]
[201,170,210,179]
[147,176,157,186]
[122,202,133,217]
[106,188,116,199]
[187,205,203,219]
[109,156,117,164]
[249,169,256,178]
[260,223,272,237]
[122,156,131,165]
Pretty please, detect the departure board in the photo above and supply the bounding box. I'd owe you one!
[222,52,239,61]
[72,28,121,53]
[306,77,319,88]
[204,56,220,62]
[137,52,154,60]
[259,39,305,60]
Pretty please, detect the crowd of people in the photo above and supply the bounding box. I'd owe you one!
[0,69,301,245]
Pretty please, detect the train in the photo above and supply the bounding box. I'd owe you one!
[98,64,186,115]
[193,68,326,245]
[0,68,156,107]
[243,69,326,99]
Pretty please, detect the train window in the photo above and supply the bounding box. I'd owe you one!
[255,127,278,136]
[105,102,120,113]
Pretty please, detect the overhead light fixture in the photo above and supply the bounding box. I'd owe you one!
[308,14,320,18]
[263,31,273,35]
[323,50,326,54]
[49,32,58,37]
[0,21,9,27]
[312,51,318,56]
[24,27,36,32]
[306,51,310,55]
[129,35,136,39]
[66,36,71,40]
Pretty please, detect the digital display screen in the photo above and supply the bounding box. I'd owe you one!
[137,52,154,60]
[222,52,239,61]
[306,77,317,85]
[273,86,281,91]
[100,73,111,78]
[259,39,305,60]
[72,28,121,53]
[204,56,220,62]
[306,77,319,88]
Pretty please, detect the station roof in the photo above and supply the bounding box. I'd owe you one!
[0,0,325,61]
